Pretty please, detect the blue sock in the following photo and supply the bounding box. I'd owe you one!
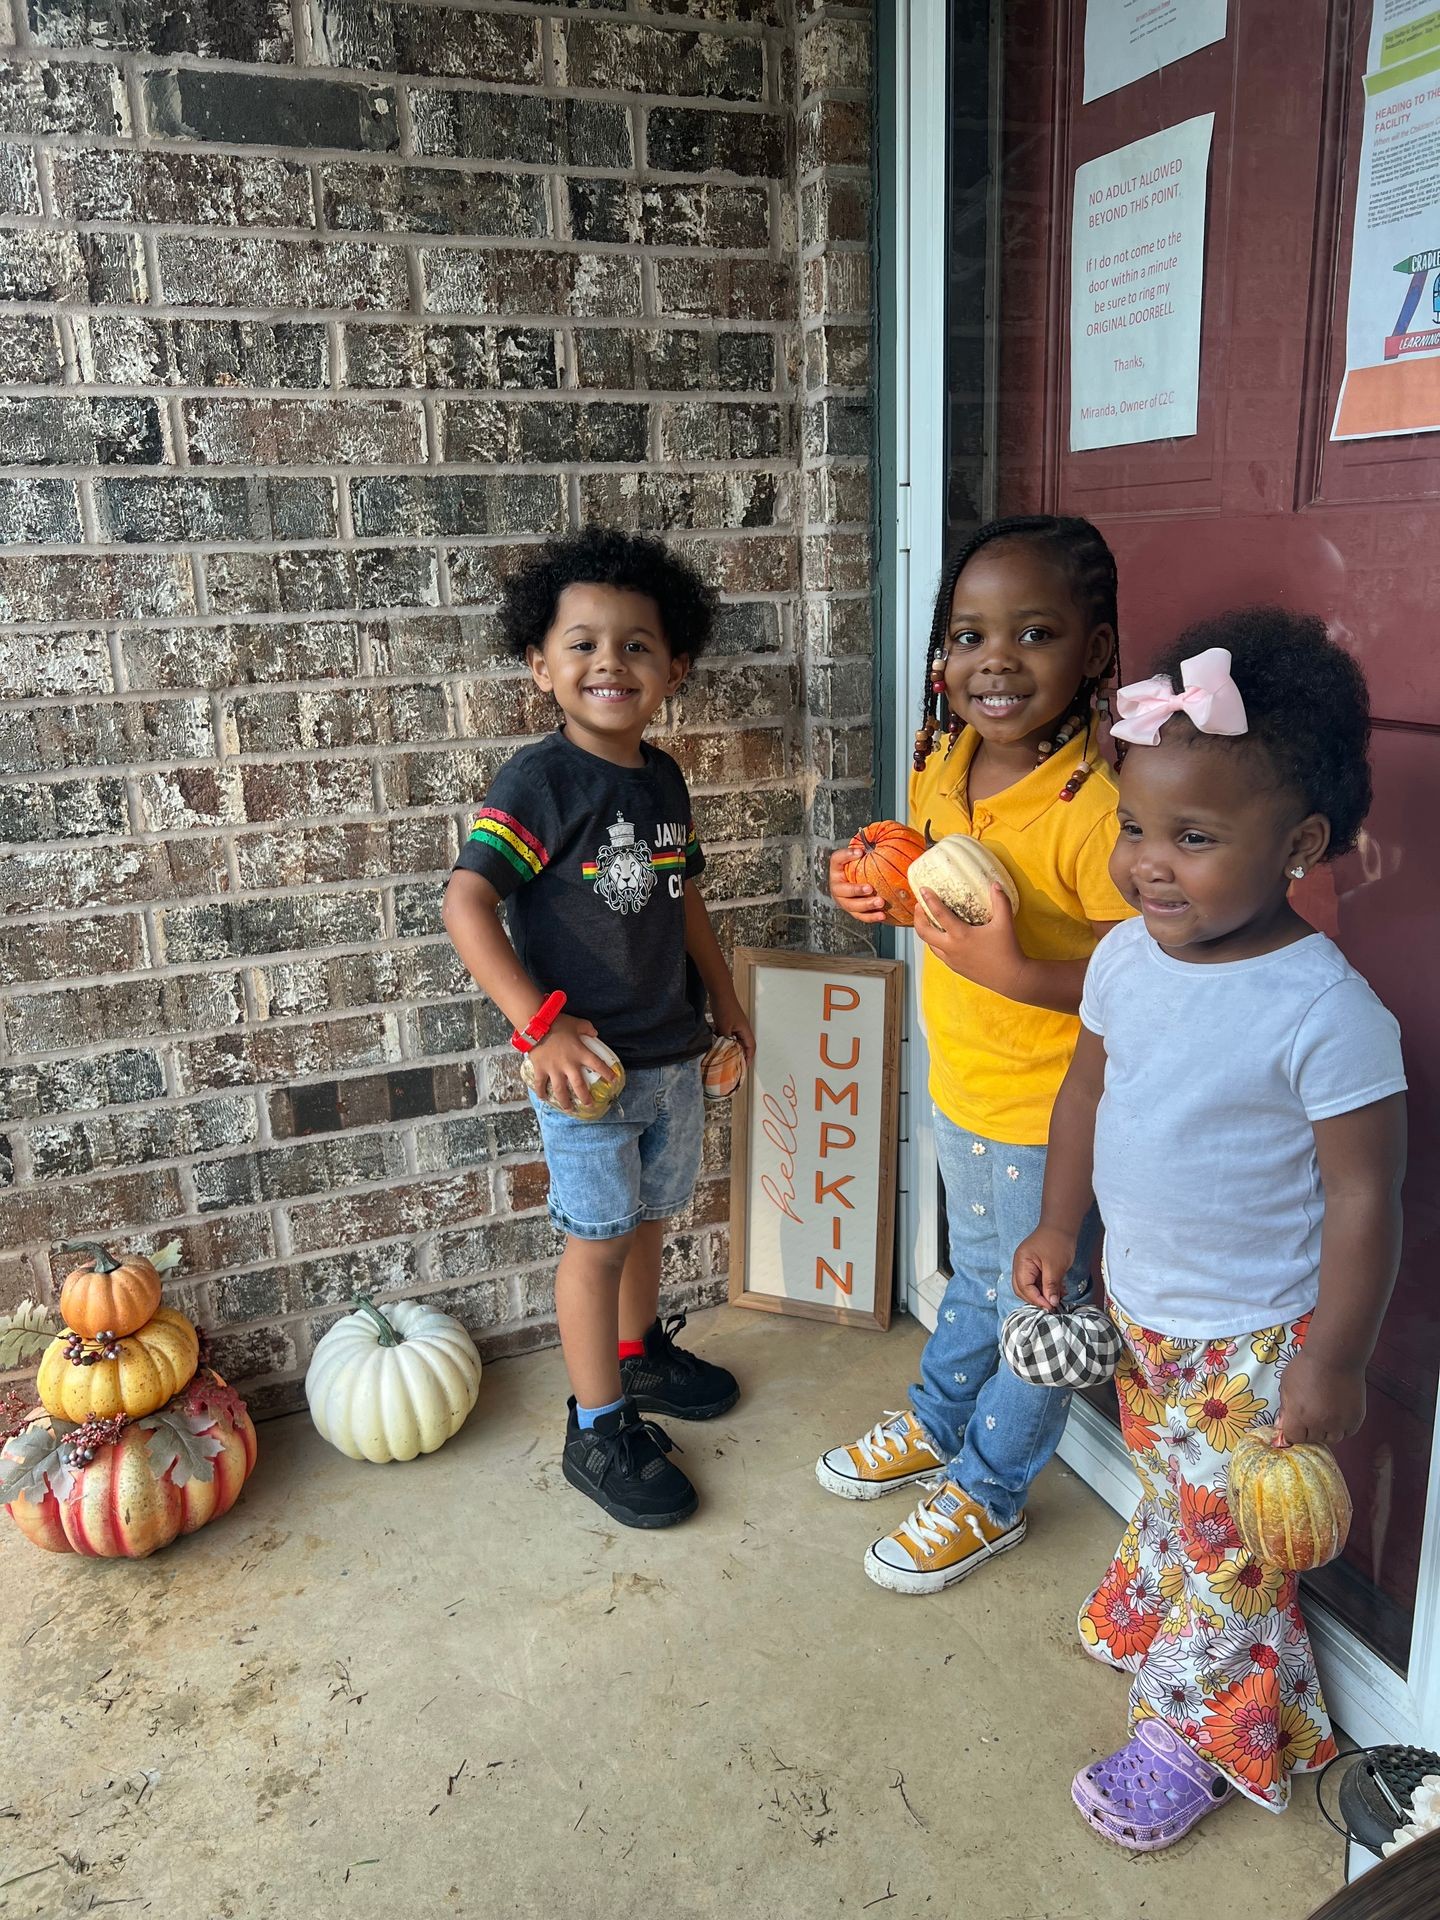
[577,1395,626,1431]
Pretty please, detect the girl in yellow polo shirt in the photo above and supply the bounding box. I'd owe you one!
[818,514,1133,1593]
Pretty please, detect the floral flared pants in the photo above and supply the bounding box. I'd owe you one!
[1080,1303,1339,1811]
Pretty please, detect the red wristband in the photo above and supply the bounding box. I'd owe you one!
[510,990,567,1054]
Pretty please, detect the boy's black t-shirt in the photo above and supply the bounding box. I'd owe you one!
[451,729,710,1068]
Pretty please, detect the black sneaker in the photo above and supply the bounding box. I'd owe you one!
[561,1397,698,1529]
[619,1312,740,1421]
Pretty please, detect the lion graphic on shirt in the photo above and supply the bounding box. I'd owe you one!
[591,813,656,916]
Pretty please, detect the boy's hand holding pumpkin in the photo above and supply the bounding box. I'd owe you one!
[528,1013,619,1113]
[1277,1348,1368,1446]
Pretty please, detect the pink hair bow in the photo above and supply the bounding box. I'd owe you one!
[1110,646,1248,747]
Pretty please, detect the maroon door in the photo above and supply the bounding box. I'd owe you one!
[995,0,1440,1667]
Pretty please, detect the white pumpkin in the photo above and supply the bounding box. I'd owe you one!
[305,1297,481,1463]
[909,834,1019,927]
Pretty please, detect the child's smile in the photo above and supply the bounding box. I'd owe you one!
[528,582,689,766]
[1112,733,1328,962]
[941,543,1115,772]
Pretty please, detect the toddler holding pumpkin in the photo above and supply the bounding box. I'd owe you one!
[444,529,754,1531]
[1013,610,1407,1849]
[823,514,1134,1591]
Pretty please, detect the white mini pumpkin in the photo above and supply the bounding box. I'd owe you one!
[909,834,1019,927]
[305,1297,481,1463]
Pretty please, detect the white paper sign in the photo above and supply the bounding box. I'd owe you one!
[738,962,895,1321]
[1069,113,1214,451]
[1083,0,1227,104]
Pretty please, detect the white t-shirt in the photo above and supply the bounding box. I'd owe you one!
[1080,919,1406,1339]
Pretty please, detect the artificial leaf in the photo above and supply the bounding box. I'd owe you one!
[0,1416,76,1506]
[138,1405,223,1486]
[150,1239,183,1275]
[0,1300,59,1368]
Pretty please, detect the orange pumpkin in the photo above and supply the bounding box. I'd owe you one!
[3,1373,258,1560]
[843,820,927,926]
[1228,1430,1352,1571]
[58,1242,163,1340]
[701,1033,746,1101]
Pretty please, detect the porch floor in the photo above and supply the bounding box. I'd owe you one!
[5,1306,1342,1918]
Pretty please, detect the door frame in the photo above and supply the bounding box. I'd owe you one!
[885,0,1440,1753]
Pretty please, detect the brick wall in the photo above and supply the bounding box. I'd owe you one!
[0,0,874,1415]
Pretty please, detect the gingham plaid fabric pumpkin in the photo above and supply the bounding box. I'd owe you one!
[1000,1303,1123,1388]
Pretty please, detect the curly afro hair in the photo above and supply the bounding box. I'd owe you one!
[498,527,717,661]
[1149,607,1372,858]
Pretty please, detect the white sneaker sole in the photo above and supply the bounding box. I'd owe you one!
[863,1521,1027,1594]
[814,1453,939,1500]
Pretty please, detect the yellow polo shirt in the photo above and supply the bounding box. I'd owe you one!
[911,727,1133,1146]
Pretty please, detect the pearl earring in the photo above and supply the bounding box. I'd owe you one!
[1289,866,1305,880]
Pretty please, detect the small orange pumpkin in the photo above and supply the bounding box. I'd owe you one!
[843,820,927,926]
[1228,1429,1352,1571]
[59,1242,162,1340]
[701,1033,746,1101]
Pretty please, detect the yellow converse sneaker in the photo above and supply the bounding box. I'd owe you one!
[815,1410,943,1499]
[864,1480,1026,1593]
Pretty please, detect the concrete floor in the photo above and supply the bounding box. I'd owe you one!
[4,1307,1343,1919]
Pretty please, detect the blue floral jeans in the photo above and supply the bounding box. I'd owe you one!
[909,1109,1099,1527]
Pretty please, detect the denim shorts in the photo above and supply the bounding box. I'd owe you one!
[529,1055,704,1241]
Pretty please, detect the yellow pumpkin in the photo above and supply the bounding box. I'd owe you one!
[58,1241,163,1339]
[1228,1430,1352,1571]
[908,833,1020,927]
[37,1307,199,1423]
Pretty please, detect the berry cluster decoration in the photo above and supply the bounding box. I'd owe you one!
[61,1329,122,1367]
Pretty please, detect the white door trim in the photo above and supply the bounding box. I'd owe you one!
[889,0,948,1318]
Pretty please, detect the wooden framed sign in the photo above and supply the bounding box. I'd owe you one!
[728,948,903,1330]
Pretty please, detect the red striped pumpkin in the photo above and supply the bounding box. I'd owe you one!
[843,820,927,926]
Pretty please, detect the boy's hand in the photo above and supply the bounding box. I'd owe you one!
[710,992,757,1065]
[828,846,888,925]
[528,1014,617,1113]
[1277,1350,1367,1446]
[1012,1227,1076,1310]
[913,885,1025,996]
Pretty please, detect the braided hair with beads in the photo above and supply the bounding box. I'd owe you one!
[913,514,1123,800]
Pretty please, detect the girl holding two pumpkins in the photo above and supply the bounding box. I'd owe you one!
[1014,610,1405,1848]
[823,515,1135,1592]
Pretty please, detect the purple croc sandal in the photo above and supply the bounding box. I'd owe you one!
[1072,1717,1234,1851]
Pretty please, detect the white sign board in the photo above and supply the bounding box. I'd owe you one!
[1069,112,1214,451]
[729,950,902,1331]
[1083,0,1227,104]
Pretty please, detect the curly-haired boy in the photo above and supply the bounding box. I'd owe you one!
[444,528,755,1528]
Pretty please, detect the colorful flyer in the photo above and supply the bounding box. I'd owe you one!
[1069,114,1214,452]
[1331,32,1440,441]
[1082,0,1227,105]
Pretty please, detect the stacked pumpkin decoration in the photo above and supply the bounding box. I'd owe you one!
[1227,1427,1352,1572]
[842,821,927,926]
[0,1241,258,1559]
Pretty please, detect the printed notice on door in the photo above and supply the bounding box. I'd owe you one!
[1069,114,1214,452]
[1331,12,1440,440]
[1083,0,1227,104]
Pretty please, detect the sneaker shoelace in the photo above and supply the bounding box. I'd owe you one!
[649,1311,703,1375]
[596,1413,681,1484]
[896,1482,988,1559]
[855,1411,938,1470]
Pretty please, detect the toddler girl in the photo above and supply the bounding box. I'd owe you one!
[1014,610,1407,1848]
[823,514,1133,1592]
